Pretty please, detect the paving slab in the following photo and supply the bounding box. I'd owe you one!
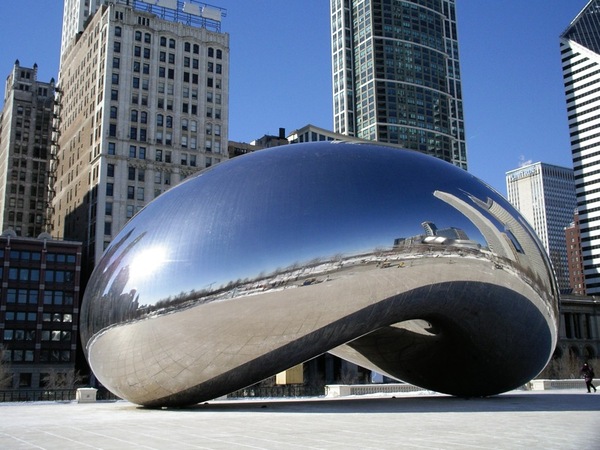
[0,390,599,449]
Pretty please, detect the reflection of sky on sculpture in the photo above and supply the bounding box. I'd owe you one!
[97,143,515,306]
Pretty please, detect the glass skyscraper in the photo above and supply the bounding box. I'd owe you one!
[330,0,467,169]
[561,0,600,294]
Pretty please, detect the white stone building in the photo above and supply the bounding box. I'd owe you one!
[54,0,229,272]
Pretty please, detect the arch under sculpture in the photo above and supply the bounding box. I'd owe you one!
[80,142,559,407]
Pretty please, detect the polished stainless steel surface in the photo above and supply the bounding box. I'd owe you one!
[81,142,559,407]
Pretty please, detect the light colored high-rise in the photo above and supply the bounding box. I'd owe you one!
[54,0,229,272]
[561,0,600,294]
[0,61,55,237]
[506,162,576,293]
[330,0,467,169]
[60,0,104,64]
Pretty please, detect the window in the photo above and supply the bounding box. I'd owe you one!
[111,89,118,101]
[112,73,119,85]
[113,57,120,69]
[169,38,175,49]
[115,26,122,37]
[107,183,114,196]
[135,30,142,41]
[208,47,214,57]
[138,168,145,181]
[166,116,172,128]
[140,111,147,124]
[217,49,222,59]
[108,142,116,155]
[129,145,136,158]
[134,46,141,57]
[190,155,197,167]
[107,164,115,177]
[184,42,191,52]
[156,149,163,162]
[104,222,112,236]
[137,187,145,201]
[109,124,117,137]
[126,205,135,218]
[181,153,188,165]
[157,114,164,126]
[130,127,137,140]
[114,41,121,53]
[144,33,151,43]
[139,147,146,159]
[128,166,136,180]
[160,51,166,62]
[106,202,113,216]
[131,110,138,122]
[127,186,135,199]
[110,106,118,119]
[143,48,150,58]
[160,36,167,47]
[168,53,175,64]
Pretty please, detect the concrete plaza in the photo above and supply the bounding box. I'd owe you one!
[0,389,599,449]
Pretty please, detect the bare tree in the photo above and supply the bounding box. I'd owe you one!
[0,345,12,389]
[41,369,84,390]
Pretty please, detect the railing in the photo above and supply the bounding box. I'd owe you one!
[227,384,325,399]
[0,388,119,403]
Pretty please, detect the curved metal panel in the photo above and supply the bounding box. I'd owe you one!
[80,142,559,406]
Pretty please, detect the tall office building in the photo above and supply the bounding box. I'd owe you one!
[0,62,55,237]
[505,162,576,293]
[561,0,600,294]
[54,0,229,273]
[330,0,467,169]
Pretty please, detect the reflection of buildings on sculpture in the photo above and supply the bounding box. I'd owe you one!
[393,220,480,251]
[53,0,229,273]
[433,190,555,295]
[505,162,576,294]
[0,232,82,392]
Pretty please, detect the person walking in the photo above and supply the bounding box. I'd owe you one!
[580,362,596,393]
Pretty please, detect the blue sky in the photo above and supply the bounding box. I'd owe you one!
[0,0,589,195]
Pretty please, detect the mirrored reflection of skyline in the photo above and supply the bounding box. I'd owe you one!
[85,143,550,317]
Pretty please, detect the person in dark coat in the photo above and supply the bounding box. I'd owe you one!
[580,362,596,393]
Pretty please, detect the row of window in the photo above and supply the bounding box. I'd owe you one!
[3,329,71,342]
[114,26,224,59]
[1,250,76,263]
[4,312,73,323]
[5,289,75,306]
[2,349,71,363]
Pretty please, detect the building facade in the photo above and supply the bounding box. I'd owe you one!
[0,233,82,392]
[0,62,55,237]
[53,0,229,273]
[561,0,600,295]
[330,0,467,168]
[506,162,576,293]
[566,210,586,296]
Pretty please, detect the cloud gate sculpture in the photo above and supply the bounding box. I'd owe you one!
[81,142,559,407]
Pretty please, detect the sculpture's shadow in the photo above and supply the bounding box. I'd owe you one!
[149,392,600,414]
